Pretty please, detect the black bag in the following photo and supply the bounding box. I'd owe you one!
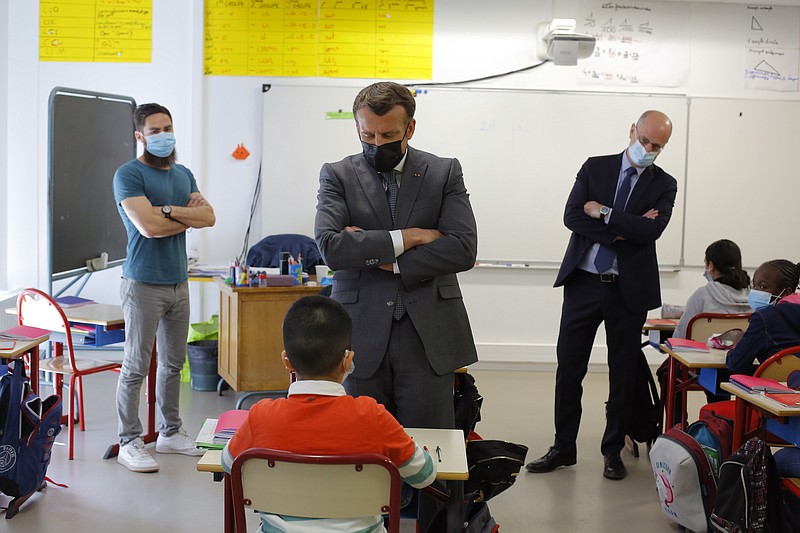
[709,437,783,532]
[425,493,499,533]
[464,439,528,502]
[454,372,483,439]
[626,350,661,444]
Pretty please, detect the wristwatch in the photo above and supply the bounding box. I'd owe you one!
[161,205,173,219]
[599,205,611,218]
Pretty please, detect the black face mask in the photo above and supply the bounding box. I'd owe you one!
[361,139,405,172]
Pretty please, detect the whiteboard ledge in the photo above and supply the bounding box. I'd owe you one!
[473,260,682,272]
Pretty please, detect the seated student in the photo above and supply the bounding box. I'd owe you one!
[726,259,800,375]
[700,260,800,431]
[673,239,751,339]
[221,295,436,533]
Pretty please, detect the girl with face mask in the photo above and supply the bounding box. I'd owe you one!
[725,259,800,375]
[673,239,751,339]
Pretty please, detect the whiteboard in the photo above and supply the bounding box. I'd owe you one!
[261,85,688,265]
[684,98,800,268]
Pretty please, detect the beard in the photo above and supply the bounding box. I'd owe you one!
[142,148,177,168]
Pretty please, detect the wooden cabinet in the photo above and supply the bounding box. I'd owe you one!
[216,279,322,392]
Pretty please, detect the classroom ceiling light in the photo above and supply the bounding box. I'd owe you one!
[536,18,596,66]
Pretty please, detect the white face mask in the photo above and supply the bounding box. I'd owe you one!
[628,139,657,167]
[343,350,355,377]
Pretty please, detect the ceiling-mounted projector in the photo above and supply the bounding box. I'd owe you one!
[536,18,596,66]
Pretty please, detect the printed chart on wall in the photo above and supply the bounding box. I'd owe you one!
[575,0,689,87]
[744,4,800,91]
[39,0,152,62]
[204,0,434,78]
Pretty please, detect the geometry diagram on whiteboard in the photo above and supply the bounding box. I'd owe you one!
[751,17,763,31]
[753,60,780,75]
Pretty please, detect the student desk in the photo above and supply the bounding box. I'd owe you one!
[642,318,677,349]
[720,381,800,450]
[197,427,468,533]
[215,279,322,393]
[662,345,728,430]
[0,330,50,394]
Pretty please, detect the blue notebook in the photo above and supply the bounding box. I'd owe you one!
[55,296,95,308]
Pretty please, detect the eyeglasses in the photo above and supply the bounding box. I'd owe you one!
[636,127,665,152]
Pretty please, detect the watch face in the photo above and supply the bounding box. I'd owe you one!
[162,205,172,216]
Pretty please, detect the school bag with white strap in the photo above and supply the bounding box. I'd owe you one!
[650,427,718,533]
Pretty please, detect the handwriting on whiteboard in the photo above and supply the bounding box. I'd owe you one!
[577,0,689,88]
[744,5,800,91]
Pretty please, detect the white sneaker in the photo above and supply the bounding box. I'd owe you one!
[117,437,159,473]
[156,427,204,456]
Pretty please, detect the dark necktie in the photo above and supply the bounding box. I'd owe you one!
[381,170,405,319]
[594,166,637,274]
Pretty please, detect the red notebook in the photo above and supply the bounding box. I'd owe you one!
[666,337,710,352]
[764,393,800,407]
[0,325,51,340]
[213,409,249,440]
[730,374,794,394]
[646,319,678,327]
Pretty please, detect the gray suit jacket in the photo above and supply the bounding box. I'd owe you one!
[315,146,479,378]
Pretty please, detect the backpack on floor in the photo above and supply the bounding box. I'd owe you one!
[650,427,718,533]
[0,362,62,499]
[626,350,661,445]
[709,437,782,533]
[687,409,734,477]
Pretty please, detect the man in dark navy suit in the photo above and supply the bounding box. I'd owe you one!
[527,110,677,480]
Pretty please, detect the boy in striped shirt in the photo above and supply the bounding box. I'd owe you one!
[222,295,436,532]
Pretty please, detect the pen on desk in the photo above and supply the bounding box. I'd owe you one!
[435,446,441,462]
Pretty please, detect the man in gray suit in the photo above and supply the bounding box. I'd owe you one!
[315,81,478,429]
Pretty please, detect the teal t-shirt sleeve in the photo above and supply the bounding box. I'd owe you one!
[113,162,145,203]
[187,166,200,195]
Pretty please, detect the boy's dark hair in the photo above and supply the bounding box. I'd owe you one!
[133,103,172,131]
[282,296,352,377]
[352,81,416,123]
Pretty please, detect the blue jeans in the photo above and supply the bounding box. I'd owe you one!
[117,278,190,444]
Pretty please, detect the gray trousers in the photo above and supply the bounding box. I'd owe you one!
[117,278,190,444]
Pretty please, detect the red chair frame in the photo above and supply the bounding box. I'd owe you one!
[17,288,122,460]
[664,312,751,430]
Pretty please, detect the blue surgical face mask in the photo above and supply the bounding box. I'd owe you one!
[748,289,776,311]
[145,132,176,157]
[703,271,714,283]
[628,139,657,167]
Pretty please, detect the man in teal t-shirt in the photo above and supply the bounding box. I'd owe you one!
[112,103,216,473]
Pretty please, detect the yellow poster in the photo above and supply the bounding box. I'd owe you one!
[204,0,433,78]
[40,0,152,63]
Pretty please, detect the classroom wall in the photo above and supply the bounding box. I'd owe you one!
[0,2,8,292]
[3,0,799,367]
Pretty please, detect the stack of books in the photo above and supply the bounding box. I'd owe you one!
[195,409,249,449]
[731,374,800,407]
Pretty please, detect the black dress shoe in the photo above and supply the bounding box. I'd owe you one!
[603,453,627,480]
[525,447,577,473]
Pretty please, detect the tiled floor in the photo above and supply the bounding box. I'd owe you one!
[2,364,698,532]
